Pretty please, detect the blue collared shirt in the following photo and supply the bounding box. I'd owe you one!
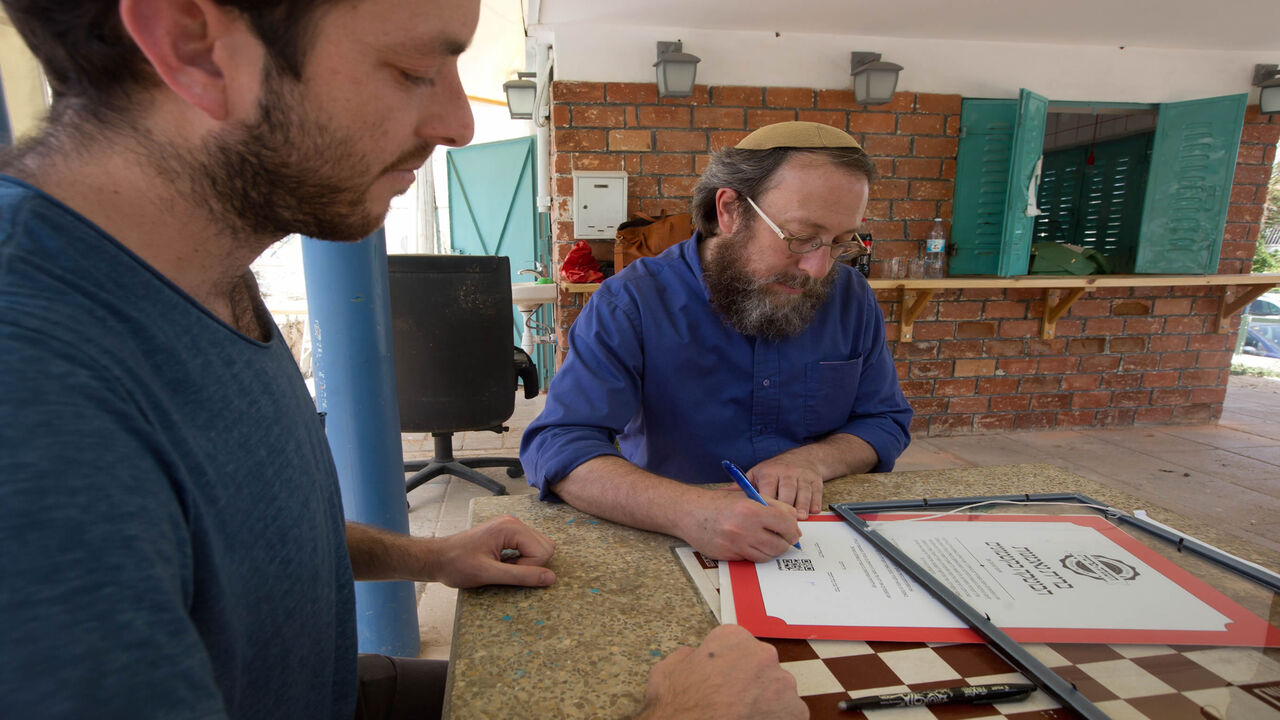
[521,234,912,500]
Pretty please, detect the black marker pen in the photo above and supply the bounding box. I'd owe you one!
[837,683,1036,711]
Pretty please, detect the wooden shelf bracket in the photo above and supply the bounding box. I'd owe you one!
[1042,287,1088,339]
[1215,283,1279,333]
[898,288,938,342]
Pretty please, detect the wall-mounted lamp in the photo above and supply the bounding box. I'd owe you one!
[654,41,700,98]
[1254,64,1280,115]
[503,72,538,120]
[850,51,903,106]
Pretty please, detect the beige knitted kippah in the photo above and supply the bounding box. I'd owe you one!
[734,121,863,150]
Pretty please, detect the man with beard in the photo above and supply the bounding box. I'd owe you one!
[521,122,912,561]
[0,2,807,719]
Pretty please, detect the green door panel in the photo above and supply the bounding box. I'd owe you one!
[446,136,553,386]
[1134,93,1247,274]
[950,99,1017,275]
[997,89,1049,277]
[447,137,537,262]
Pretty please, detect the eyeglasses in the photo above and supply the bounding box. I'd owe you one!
[745,197,868,261]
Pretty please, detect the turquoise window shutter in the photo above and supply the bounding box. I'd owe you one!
[1033,146,1087,245]
[1033,133,1153,273]
[950,99,1017,275]
[1134,93,1247,274]
[997,89,1049,277]
[1075,132,1153,271]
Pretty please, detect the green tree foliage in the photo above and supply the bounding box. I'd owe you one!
[1255,243,1280,273]
[1266,151,1280,231]
[1256,146,1280,272]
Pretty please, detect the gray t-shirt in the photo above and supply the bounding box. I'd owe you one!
[0,176,356,718]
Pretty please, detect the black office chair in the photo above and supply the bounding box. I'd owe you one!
[387,254,539,496]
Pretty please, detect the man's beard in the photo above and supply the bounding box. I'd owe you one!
[702,228,837,341]
[173,63,431,243]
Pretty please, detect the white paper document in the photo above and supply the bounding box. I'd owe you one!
[755,515,1232,633]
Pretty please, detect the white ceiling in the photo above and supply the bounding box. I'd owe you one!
[459,0,528,101]
[530,0,1280,52]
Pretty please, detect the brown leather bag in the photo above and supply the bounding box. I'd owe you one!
[613,212,694,272]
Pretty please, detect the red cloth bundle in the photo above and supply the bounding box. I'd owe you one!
[561,240,604,283]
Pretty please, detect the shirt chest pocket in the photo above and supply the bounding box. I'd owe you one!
[802,357,863,438]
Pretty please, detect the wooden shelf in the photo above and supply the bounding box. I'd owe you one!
[866,274,1280,290]
[562,274,1280,342]
[873,274,1280,341]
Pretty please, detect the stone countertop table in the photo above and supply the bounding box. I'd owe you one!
[442,463,1280,719]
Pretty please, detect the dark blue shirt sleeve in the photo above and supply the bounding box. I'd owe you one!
[519,288,639,500]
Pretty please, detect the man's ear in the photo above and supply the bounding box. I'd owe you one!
[714,188,743,236]
[118,0,250,122]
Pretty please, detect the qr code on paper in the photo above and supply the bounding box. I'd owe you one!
[775,558,815,572]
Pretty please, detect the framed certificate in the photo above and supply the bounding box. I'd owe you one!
[728,512,1279,647]
[818,493,1280,719]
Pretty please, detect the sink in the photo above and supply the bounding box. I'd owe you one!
[511,282,557,311]
[512,282,557,355]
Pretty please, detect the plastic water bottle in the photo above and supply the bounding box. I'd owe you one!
[925,218,947,278]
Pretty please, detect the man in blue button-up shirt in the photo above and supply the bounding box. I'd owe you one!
[521,122,912,562]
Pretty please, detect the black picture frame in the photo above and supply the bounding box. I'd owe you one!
[831,492,1280,720]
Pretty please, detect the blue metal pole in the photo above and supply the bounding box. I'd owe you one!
[301,229,418,657]
[0,71,13,147]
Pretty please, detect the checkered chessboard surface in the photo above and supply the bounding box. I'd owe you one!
[674,546,1280,719]
[767,636,1280,719]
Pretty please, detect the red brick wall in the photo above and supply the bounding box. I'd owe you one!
[548,81,1280,436]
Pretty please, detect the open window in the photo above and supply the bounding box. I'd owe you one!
[1035,109,1155,272]
[951,90,1248,276]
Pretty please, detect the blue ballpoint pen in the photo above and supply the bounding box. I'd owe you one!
[720,460,803,550]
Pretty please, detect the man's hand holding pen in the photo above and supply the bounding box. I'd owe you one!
[676,489,802,562]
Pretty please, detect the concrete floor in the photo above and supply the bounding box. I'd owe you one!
[404,373,1280,659]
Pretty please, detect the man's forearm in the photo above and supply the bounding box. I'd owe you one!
[345,521,435,582]
[554,456,709,540]
[779,433,879,479]
[560,457,805,561]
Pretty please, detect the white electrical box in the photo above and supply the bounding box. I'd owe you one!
[572,171,627,239]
